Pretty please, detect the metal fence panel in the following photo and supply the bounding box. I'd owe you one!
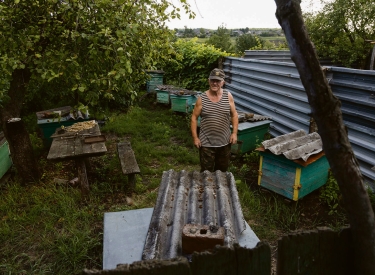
[224,57,375,187]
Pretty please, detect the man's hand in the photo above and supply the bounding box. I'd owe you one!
[230,133,237,144]
[193,137,201,148]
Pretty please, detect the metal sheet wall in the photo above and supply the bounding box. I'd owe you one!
[223,57,375,187]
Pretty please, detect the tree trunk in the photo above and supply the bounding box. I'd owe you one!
[6,118,40,183]
[274,1,375,273]
[0,69,41,184]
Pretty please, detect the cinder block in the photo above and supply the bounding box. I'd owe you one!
[182,224,225,254]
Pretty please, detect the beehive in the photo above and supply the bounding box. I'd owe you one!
[36,106,90,147]
[0,133,12,179]
[146,71,164,93]
[155,89,170,104]
[170,94,199,113]
[257,130,330,201]
[233,120,271,154]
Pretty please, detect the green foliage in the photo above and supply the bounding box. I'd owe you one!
[320,171,341,215]
[161,38,228,91]
[303,0,375,68]
[248,36,288,51]
[0,0,194,110]
[207,24,234,53]
[183,26,196,38]
[243,150,260,163]
[29,132,44,158]
[235,33,259,55]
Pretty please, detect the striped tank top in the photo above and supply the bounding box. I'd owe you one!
[199,90,231,147]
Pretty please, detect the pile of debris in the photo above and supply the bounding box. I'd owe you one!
[237,111,272,122]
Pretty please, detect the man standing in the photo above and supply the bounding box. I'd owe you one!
[191,68,238,172]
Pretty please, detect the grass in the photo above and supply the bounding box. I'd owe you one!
[0,92,348,274]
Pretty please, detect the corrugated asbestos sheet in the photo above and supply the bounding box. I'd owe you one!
[261,129,323,162]
[223,56,375,188]
[142,169,246,261]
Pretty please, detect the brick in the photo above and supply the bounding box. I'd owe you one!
[182,224,225,254]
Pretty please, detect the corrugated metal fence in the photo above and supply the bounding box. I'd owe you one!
[223,56,375,188]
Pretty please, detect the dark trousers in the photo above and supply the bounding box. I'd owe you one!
[199,144,231,172]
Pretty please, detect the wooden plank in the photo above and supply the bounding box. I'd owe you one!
[83,257,191,275]
[47,124,107,160]
[317,227,337,275]
[190,246,237,275]
[334,227,354,275]
[277,233,299,274]
[117,142,140,175]
[298,230,319,274]
[236,242,271,275]
[256,242,272,275]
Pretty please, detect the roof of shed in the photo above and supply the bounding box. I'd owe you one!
[261,129,323,161]
[142,169,247,261]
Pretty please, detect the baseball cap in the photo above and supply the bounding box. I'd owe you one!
[209,68,225,81]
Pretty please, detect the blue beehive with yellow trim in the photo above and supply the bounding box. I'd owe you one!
[257,130,330,201]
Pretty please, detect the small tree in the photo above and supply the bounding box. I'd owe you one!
[183,26,195,38]
[207,24,234,53]
[235,33,258,55]
[0,0,193,183]
[303,0,375,68]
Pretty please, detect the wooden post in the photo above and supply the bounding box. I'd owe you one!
[76,158,89,196]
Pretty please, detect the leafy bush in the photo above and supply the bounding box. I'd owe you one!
[320,171,341,215]
[161,38,228,91]
[235,33,259,55]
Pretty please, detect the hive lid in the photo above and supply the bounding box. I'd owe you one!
[261,130,323,162]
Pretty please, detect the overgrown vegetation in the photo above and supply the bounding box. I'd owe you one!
[303,0,375,68]
[161,38,227,92]
[0,93,349,274]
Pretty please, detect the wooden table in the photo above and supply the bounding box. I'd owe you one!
[47,122,107,195]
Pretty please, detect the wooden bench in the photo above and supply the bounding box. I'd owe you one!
[117,142,140,190]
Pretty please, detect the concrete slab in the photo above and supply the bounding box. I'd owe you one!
[103,208,154,270]
[103,207,260,270]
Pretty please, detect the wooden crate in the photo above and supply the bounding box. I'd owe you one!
[257,150,330,201]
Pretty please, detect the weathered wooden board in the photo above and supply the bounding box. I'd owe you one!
[47,124,107,160]
[277,227,354,275]
[117,142,140,175]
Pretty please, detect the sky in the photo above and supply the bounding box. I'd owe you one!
[166,0,322,30]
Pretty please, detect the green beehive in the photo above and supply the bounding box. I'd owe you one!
[155,89,170,104]
[170,94,199,113]
[36,106,90,147]
[232,120,271,154]
[257,150,329,201]
[146,71,164,93]
[0,133,12,179]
